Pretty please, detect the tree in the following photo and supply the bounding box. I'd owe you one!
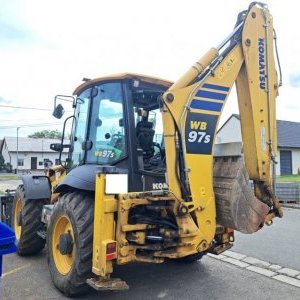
[0,153,4,167]
[28,130,63,139]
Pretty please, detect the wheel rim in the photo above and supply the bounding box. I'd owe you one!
[14,198,22,240]
[52,215,75,275]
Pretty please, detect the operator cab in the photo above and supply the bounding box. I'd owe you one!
[132,79,166,173]
[54,74,172,193]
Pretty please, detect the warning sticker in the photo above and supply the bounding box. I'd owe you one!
[215,54,237,79]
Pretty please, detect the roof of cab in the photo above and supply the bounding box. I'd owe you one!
[73,73,173,95]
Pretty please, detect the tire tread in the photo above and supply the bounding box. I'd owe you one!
[47,191,94,297]
[12,185,47,256]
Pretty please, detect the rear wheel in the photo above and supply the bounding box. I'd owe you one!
[12,185,47,256]
[47,191,94,297]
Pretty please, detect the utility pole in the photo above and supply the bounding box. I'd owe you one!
[16,127,20,174]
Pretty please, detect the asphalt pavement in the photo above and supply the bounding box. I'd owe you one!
[2,250,300,300]
[232,208,300,270]
[1,178,300,299]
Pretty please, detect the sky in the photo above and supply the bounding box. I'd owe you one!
[0,0,299,138]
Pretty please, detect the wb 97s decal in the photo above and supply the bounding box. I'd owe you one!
[185,112,218,155]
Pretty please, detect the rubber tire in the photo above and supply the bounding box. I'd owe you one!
[12,185,47,256]
[174,252,204,263]
[47,191,94,297]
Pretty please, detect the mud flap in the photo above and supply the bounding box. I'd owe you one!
[213,156,269,234]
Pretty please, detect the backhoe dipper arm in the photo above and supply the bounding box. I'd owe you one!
[162,2,282,240]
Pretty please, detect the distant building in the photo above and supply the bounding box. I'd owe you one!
[216,114,300,176]
[0,137,69,171]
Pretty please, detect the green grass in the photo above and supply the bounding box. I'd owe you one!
[0,175,19,181]
[0,189,4,195]
[277,175,300,183]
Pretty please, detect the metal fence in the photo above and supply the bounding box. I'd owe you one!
[276,182,300,203]
[250,182,300,203]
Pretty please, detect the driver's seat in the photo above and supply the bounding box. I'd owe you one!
[136,121,155,158]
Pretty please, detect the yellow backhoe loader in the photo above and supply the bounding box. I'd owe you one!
[2,2,283,296]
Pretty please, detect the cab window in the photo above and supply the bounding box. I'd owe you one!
[87,82,126,164]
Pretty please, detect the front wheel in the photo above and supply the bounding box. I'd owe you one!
[47,191,94,297]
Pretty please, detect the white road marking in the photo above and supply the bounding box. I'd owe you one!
[207,253,225,260]
[243,257,271,268]
[278,268,300,278]
[246,265,277,277]
[208,250,300,289]
[269,264,283,271]
[222,250,246,260]
[222,257,249,268]
[273,275,300,288]
[2,263,31,278]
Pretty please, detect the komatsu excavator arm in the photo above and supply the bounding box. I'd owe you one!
[162,2,283,236]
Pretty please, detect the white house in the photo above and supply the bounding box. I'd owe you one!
[0,137,69,171]
[216,114,300,176]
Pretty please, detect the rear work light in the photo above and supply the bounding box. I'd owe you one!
[106,242,117,260]
[227,228,234,234]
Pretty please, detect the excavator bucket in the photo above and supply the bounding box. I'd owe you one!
[213,156,270,234]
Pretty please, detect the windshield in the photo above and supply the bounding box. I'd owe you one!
[70,81,126,167]
[71,88,90,167]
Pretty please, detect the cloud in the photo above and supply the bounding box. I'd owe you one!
[285,104,300,110]
[0,0,300,140]
[0,96,12,104]
[0,19,42,47]
[0,9,48,49]
[0,20,28,40]
[0,2,33,44]
[289,73,300,88]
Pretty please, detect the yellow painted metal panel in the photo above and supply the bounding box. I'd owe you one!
[162,43,245,248]
[236,5,278,185]
[92,174,117,276]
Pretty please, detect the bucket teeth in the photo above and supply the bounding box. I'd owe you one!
[213,156,269,234]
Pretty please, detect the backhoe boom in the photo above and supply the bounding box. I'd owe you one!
[162,2,282,236]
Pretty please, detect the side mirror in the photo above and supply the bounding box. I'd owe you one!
[50,143,71,152]
[53,95,76,118]
[52,104,65,119]
[50,143,63,152]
